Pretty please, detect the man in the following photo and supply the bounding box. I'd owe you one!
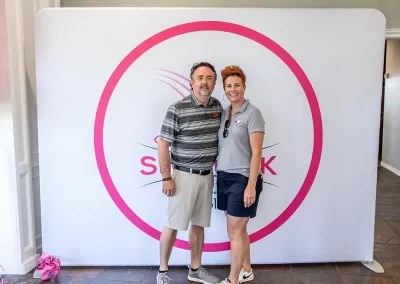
[157,62,223,284]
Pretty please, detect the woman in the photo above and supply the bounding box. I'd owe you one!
[216,65,265,284]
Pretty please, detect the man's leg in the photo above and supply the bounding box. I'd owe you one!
[189,224,204,269]
[158,169,194,283]
[159,226,177,271]
[190,172,213,269]
[187,173,220,283]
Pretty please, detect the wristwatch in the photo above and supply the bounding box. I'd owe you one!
[162,176,172,181]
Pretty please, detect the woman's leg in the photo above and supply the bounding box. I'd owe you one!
[242,230,252,273]
[229,210,251,275]
[227,214,249,283]
[241,174,263,275]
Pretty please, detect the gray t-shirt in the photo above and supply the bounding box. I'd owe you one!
[216,100,265,177]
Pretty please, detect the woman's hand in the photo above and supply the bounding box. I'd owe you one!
[244,185,256,208]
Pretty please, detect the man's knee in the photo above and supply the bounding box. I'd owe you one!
[190,224,205,233]
[165,215,191,231]
[162,226,178,238]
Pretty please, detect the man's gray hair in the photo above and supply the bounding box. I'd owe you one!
[190,62,217,80]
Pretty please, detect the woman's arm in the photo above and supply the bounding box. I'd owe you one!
[243,131,264,207]
[248,132,264,186]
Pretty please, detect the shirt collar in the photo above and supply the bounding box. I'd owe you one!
[190,93,214,107]
[224,99,250,114]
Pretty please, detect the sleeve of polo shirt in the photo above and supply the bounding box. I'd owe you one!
[160,105,179,143]
[248,108,265,135]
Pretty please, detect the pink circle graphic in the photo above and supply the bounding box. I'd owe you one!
[94,21,323,252]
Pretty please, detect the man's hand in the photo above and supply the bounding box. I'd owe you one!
[243,185,256,208]
[162,179,175,196]
[158,139,174,196]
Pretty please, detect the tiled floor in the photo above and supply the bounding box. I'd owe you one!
[3,167,400,283]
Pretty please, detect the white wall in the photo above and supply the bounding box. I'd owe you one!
[382,39,400,174]
[22,0,60,255]
[61,0,399,29]
[22,0,42,254]
[0,0,39,274]
[0,0,19,273]
[0,0,59,274]
[378,0,400,31]
[60,0,379,9]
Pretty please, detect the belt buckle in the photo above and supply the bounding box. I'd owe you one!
[199,169,203,175]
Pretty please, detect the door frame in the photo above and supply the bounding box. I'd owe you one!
[379,29,400,166]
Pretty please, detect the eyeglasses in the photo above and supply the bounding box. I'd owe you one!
[223,119,230,138]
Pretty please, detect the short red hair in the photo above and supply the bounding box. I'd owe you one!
[221,65,246,86]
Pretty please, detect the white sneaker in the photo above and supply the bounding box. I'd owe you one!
[219,278,239,284]
[238,268,254,283]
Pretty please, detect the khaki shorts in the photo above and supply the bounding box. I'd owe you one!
[165,169,214,231]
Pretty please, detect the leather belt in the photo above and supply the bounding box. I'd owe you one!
[174,165,211,176]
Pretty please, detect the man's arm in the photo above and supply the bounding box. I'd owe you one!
[158,104,179,196]
[158,139,174,196]
[158,139,171,178]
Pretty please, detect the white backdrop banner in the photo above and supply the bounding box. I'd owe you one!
[35,8,385,265]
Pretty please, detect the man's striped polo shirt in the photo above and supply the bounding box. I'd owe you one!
[160,93,223,170]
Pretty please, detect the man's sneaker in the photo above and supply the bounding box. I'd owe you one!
[188,265,220,283]
[157,271,172,284]
[238,268,254,283]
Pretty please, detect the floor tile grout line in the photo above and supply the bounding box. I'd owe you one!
[92,268,104,279]
[374,257,395,280]
[139,267,152,283]
[378,171,400,185]
[335,263,346,284]
[382,215,400,239]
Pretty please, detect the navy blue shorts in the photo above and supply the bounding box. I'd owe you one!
[216,171,263,218]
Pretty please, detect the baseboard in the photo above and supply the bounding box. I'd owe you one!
[23,253,39,274]
[381,162,400,177]
[386,29,400,39]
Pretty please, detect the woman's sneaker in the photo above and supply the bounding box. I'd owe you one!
[238,268,254,282]
[219,278,239,284]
